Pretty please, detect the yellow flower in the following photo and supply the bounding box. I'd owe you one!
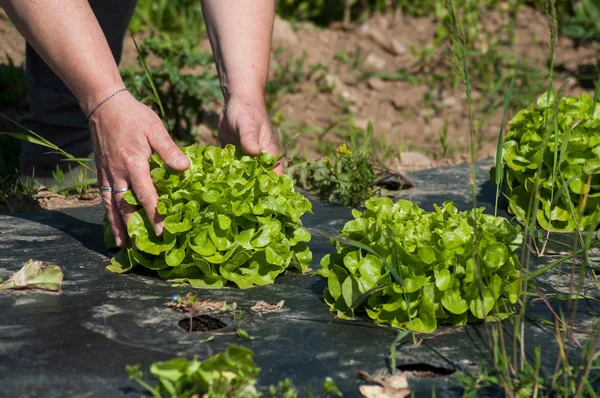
[336,143,352,157]
[322,156,330,164]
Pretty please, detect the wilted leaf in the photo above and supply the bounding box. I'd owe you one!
[358,371,411,398]
[168,292,233,315]
[0,259,63,292]
[250,300,285,314]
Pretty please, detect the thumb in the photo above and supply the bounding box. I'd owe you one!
[237,118,262,156]
[148,127,190,171]
[266,143,284,175]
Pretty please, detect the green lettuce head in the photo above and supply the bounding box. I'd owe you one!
[317,198,522,332]
[105,144,313,289]
[497,91,600,232]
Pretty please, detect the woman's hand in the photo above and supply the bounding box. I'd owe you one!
[90,91,190,248]
[218,96,283,175]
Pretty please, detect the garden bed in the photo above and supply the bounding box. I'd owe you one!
[0,160,598,397]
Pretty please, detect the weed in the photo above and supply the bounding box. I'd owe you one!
[448,0,600,396]
[121,34,221,144]
[561,0,600,42]
[287,141,376,207]
[129,0,206,39]
[265,52,331,115]
[0,114,97,201]
[333,48,362,69]
[438,120,451,158]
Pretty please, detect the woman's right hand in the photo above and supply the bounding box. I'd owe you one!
[89,91,190,248]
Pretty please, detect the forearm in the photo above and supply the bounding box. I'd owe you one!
[0,0,124,114]
[200,0,274,101]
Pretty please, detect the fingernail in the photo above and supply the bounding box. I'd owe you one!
[115,236,123,247]
[175,157,189,169]
[155,223,164,237]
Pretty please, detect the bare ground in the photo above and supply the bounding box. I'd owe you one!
[1,5,599,210]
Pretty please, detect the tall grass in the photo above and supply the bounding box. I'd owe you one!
[443,0,600,396]
[0,114,97,204]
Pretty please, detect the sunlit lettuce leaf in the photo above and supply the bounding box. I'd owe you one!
[106,144,313,288]
[317,198,522,332]
[499,92,600,232]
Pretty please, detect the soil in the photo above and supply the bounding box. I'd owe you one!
[0,5,598,211]
[178,315,228,332]
[396,363,456,378]
[266,6,599,169]
[0,187,102,213]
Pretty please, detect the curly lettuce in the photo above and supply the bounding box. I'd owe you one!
[496,91,600,232]
[317,198,522,332]
[105,144,313,289]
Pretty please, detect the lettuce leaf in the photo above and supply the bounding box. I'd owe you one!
[317,198,522,332]
[496,91,600,232]
[106,144,313,288]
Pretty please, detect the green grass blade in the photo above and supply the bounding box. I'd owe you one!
[390,330,410,372]
[58,179,98,193]
[494,60,520,216]
[349,283,389,310]
[130,32,168,128]
[0,131,58,150]
[59,157,94,163]
[0,114,95,175]
[523,240,600,281]
[328,234,404,287]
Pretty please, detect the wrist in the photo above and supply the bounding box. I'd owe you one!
[221,78,265,103]
[79,75,127,116]
[224,89,266,106]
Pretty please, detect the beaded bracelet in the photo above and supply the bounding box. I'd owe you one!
[86,87,129,119]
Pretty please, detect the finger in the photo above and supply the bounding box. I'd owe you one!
[273,160,284,176]
[112,177,139,238]
[239,129,262,156]
[147,126,190,171]
[258,125,284,175]
[127,161,164,237]
[99,172,126,248]
[236,115,262,156]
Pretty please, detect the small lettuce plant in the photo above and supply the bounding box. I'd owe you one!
[496,91,600,232]
[317,198,522,332]
[106,144,313,289]
[126,346,261,398]
[126,346,343,398]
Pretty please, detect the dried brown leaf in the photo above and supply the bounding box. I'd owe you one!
[250,300,285,314]
[358,371,410,398]
[168,293,230,314]
[191,299,228,313]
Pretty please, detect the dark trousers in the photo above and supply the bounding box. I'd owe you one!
[20,0,137,176]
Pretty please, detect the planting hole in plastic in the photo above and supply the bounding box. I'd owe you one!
[178,315,227,332]
[396,363,455,378]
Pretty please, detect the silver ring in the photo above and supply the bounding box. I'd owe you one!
[100,186,113,192]
[113,187,129,194]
